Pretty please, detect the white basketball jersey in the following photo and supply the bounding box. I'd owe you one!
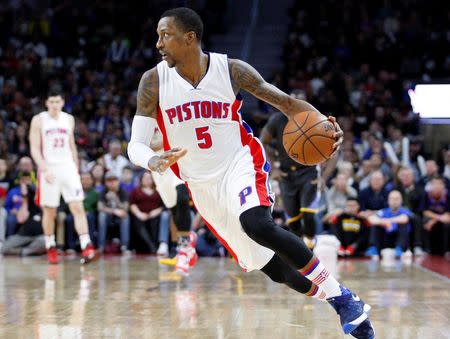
[157,52,264,183]
[39,111,75,165]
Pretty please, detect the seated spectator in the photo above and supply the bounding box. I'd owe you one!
[0,158,11,201]
[355,160,372,191]
[329,198,369,257]
[4,171,33,237]
[9,156,37,187]
[359,170,390,219]
[419,160,450,190]
[323,173,357,224]
[443,149,450,181]
[129,172,164,253]
[366,190,412,258]
[395,166,425,255]
[420,177,450,256]
[120,166,137,194]
[97,171,130,255]
[2,179,45,256]
[66,173,99,251]
[91,163,105,194]
[103,140,130,178]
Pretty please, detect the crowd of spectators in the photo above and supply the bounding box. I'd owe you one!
[0,1,448,258]
[274,0,450,258]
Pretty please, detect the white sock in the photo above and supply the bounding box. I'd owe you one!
[305,284,326,301]
[79,233,91,250]
[45,235,56,249]
[300,256,342,299]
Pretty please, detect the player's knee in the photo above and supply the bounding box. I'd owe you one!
[69,202,85,216]
[43,207,57,219]
[240,206,276,241]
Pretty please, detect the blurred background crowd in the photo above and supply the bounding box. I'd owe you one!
[0,0,449,258]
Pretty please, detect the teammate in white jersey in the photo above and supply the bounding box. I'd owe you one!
[29,91,98,265]
[127,8,374,338]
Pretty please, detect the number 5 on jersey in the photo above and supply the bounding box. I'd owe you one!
[195,126,212,149]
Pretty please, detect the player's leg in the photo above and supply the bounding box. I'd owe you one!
[42,206,59,263]
[240,206,373,336]
[261,254,325,299]
[172,184,197,274]
[279,177,302,235]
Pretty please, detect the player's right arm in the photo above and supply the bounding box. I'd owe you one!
[29,115,54,183]
[29,115,45,171]
[127,67,186,173]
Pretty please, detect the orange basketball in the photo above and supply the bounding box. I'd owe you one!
[282,111,337,166]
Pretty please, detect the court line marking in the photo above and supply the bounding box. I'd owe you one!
[414,263,450,283]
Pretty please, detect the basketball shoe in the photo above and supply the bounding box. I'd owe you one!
[47,246,59,264]
[327,286,374,337]
[80,243,99,264]
[175,232,198,276]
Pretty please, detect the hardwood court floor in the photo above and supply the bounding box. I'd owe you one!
[0,255,449,339]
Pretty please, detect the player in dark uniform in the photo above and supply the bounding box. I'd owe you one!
[261,111,320,249]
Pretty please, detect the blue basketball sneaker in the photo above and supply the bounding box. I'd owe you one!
[327,286,373,336]
[349,318,375,339]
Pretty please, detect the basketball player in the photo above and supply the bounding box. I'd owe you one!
[29,91,98,265]
[261,111,320,249]
[150,128,197,275]
[127,8,374,338]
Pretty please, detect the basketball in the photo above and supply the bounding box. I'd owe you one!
[283,110,336,166]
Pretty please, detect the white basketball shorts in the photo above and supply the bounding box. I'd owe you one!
[187,147,275,272]
[36,163,84,208]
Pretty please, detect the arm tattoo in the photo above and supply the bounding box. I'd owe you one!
[136,67,159,118]
[229,59,318,117]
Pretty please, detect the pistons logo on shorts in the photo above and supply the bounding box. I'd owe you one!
[239,186,252,206]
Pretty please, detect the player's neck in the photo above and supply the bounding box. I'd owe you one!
[175,49,209,87]
[48,110,61,119]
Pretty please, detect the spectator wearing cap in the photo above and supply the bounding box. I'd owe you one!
[420,177,450,256]
[4,171,33,237]
[97,171,130,255]
[366,190,413,258]
[102,140,130,178]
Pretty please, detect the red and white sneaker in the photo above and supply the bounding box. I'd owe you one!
[80,243,99,265]
[188,232,198,267]
[175,249,190,276]
[47,247,59,264]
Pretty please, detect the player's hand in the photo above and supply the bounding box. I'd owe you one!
[328,116,343,156]
[44,170,55,184]
[270,168,287,181]
[148,148,187,174]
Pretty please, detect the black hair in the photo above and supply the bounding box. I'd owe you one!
[346,197,359,204]
[47,89,64,99]
[161,7,203,41]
